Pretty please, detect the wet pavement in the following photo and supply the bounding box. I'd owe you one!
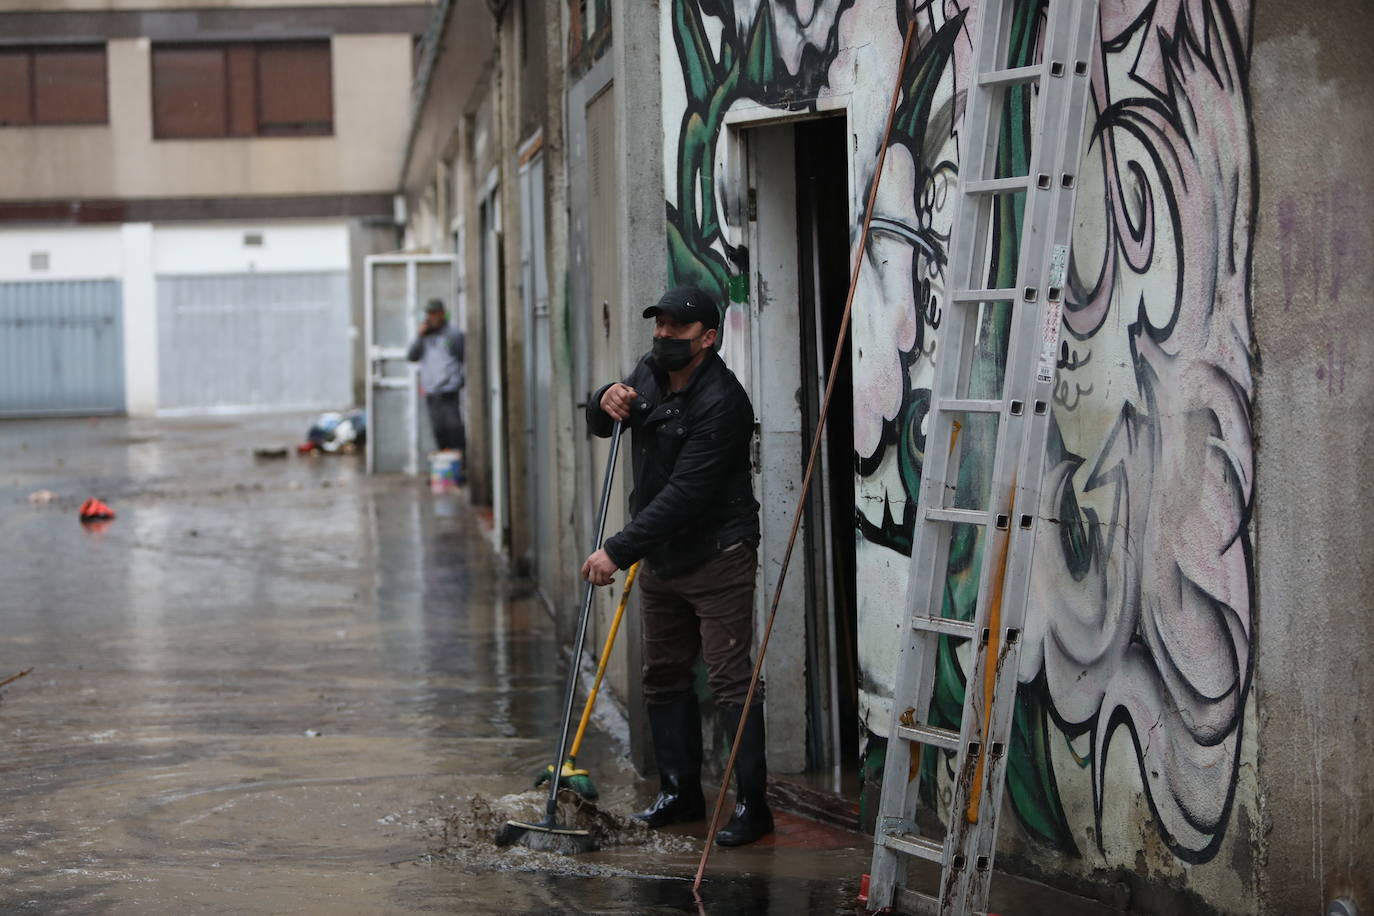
[0,414,875,915]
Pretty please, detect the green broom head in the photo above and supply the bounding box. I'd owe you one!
[533,758,599,799]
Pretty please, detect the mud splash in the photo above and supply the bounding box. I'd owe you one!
[426,789,695,874]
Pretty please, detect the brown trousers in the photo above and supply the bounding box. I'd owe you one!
[638,543,763,708]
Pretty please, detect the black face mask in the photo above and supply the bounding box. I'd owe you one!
[652,334,700,371]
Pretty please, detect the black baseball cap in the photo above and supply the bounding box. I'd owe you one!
[643,285,720,330]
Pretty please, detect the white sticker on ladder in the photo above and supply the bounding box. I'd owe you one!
[1037,245,1069,383]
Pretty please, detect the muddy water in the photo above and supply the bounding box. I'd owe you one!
[1,415,870,914]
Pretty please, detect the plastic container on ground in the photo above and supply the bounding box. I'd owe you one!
[429,450,464,492]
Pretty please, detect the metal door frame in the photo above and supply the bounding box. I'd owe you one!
[364,252,456,476]
[519,148,554,590]
[479,171,510,551]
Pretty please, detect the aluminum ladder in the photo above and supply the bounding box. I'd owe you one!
[866,0,1101,912]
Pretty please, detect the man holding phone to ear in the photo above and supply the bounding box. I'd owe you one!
[408,298,466,454]
[583,285,772,847]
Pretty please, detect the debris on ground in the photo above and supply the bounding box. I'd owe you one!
[28,490,55,505]
[428,789,694,870]
[78,498,116,522]
[300,410,367,455]
[253,447,289,460]
[0,668,34,690]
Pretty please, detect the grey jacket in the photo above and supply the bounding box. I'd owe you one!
[407,325,465,395]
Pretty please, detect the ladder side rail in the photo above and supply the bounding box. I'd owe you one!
[950,0,1104,909]
[868,0,1014,900]
[869,308,979,904]
[870,232,993,902]
[868,0,1037,908]
[964,0,1102,902]
[941,2,1079,900]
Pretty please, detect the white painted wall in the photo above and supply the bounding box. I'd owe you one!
[0,225,158,414]
[153,222,350,276]
[0,227,124,282]
[0,220,353,416]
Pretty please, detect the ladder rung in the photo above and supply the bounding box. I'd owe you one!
[897,722,961,751]
[911,615,977,638]
[939,398,1003,415]
[964,176,1031,195]
[978,64,1042,88]
[882,830,946,864]
[924,507,992,526]
[950,287,1018,303]
[894,886,941,916]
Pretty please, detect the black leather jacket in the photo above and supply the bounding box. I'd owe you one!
[587,350,760,578]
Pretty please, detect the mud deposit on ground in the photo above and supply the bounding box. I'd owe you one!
[426,789,695,875]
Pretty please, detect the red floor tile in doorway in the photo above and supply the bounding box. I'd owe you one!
[756,809,866,850]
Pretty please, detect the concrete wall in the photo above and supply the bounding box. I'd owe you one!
[0,219,359,417]
[660,0,1272,910]
[0,34,413,201]
[1251,2,1374,913]
[400,0,495,199]
[612,0,668,774]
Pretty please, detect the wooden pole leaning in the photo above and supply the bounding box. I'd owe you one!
[693,8,922,893]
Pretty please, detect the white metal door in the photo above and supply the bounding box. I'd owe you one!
[157,272,350,414]
[365,254,456,475]
[0,279,124,416]
[480,183,510,549]
[745,123,810,774]
[520,153,557,595]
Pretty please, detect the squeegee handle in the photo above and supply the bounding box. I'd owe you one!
[567,561,639,760]
[544,420,623,822]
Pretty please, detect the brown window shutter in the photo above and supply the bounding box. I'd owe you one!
[256,41,332,136]
[152,46,227,139]
[226,44,257,137]
[33,46,107,125]
[0,52,33,126]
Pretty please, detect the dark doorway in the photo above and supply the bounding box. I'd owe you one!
[795,115,860,794]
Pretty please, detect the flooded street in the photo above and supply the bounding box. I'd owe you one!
[0,414,872,914]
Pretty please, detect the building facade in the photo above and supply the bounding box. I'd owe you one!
[0,1,430,416]
[403,1,1372,912]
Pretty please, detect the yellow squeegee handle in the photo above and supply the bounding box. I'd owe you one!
[567,561,640,760]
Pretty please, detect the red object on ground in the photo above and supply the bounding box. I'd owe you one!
[858,873,870,904]
[79,498,116,522]
[297,442,319,454]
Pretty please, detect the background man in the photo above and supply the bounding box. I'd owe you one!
[407,299,465,454]
[582,285,772,847]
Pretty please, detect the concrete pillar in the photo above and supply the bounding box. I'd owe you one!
[541,0,582,627]
[497,2,533,572]
[120,223,157,417]
[611,0,667,776]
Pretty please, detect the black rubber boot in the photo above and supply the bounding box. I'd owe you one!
[634,693,705,828]
[715,704,774,846]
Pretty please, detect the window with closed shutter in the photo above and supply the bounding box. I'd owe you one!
[256,42,333,136]
[152,46,228,139]
[34,46,107,124]
[0,53,33,126]
[0,45,107,127]
[150,40,332,140]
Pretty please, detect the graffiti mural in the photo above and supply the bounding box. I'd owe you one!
[665,0,858,301]
[663,0,1256,871]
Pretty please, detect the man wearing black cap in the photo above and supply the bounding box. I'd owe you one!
[582,285,772,847]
